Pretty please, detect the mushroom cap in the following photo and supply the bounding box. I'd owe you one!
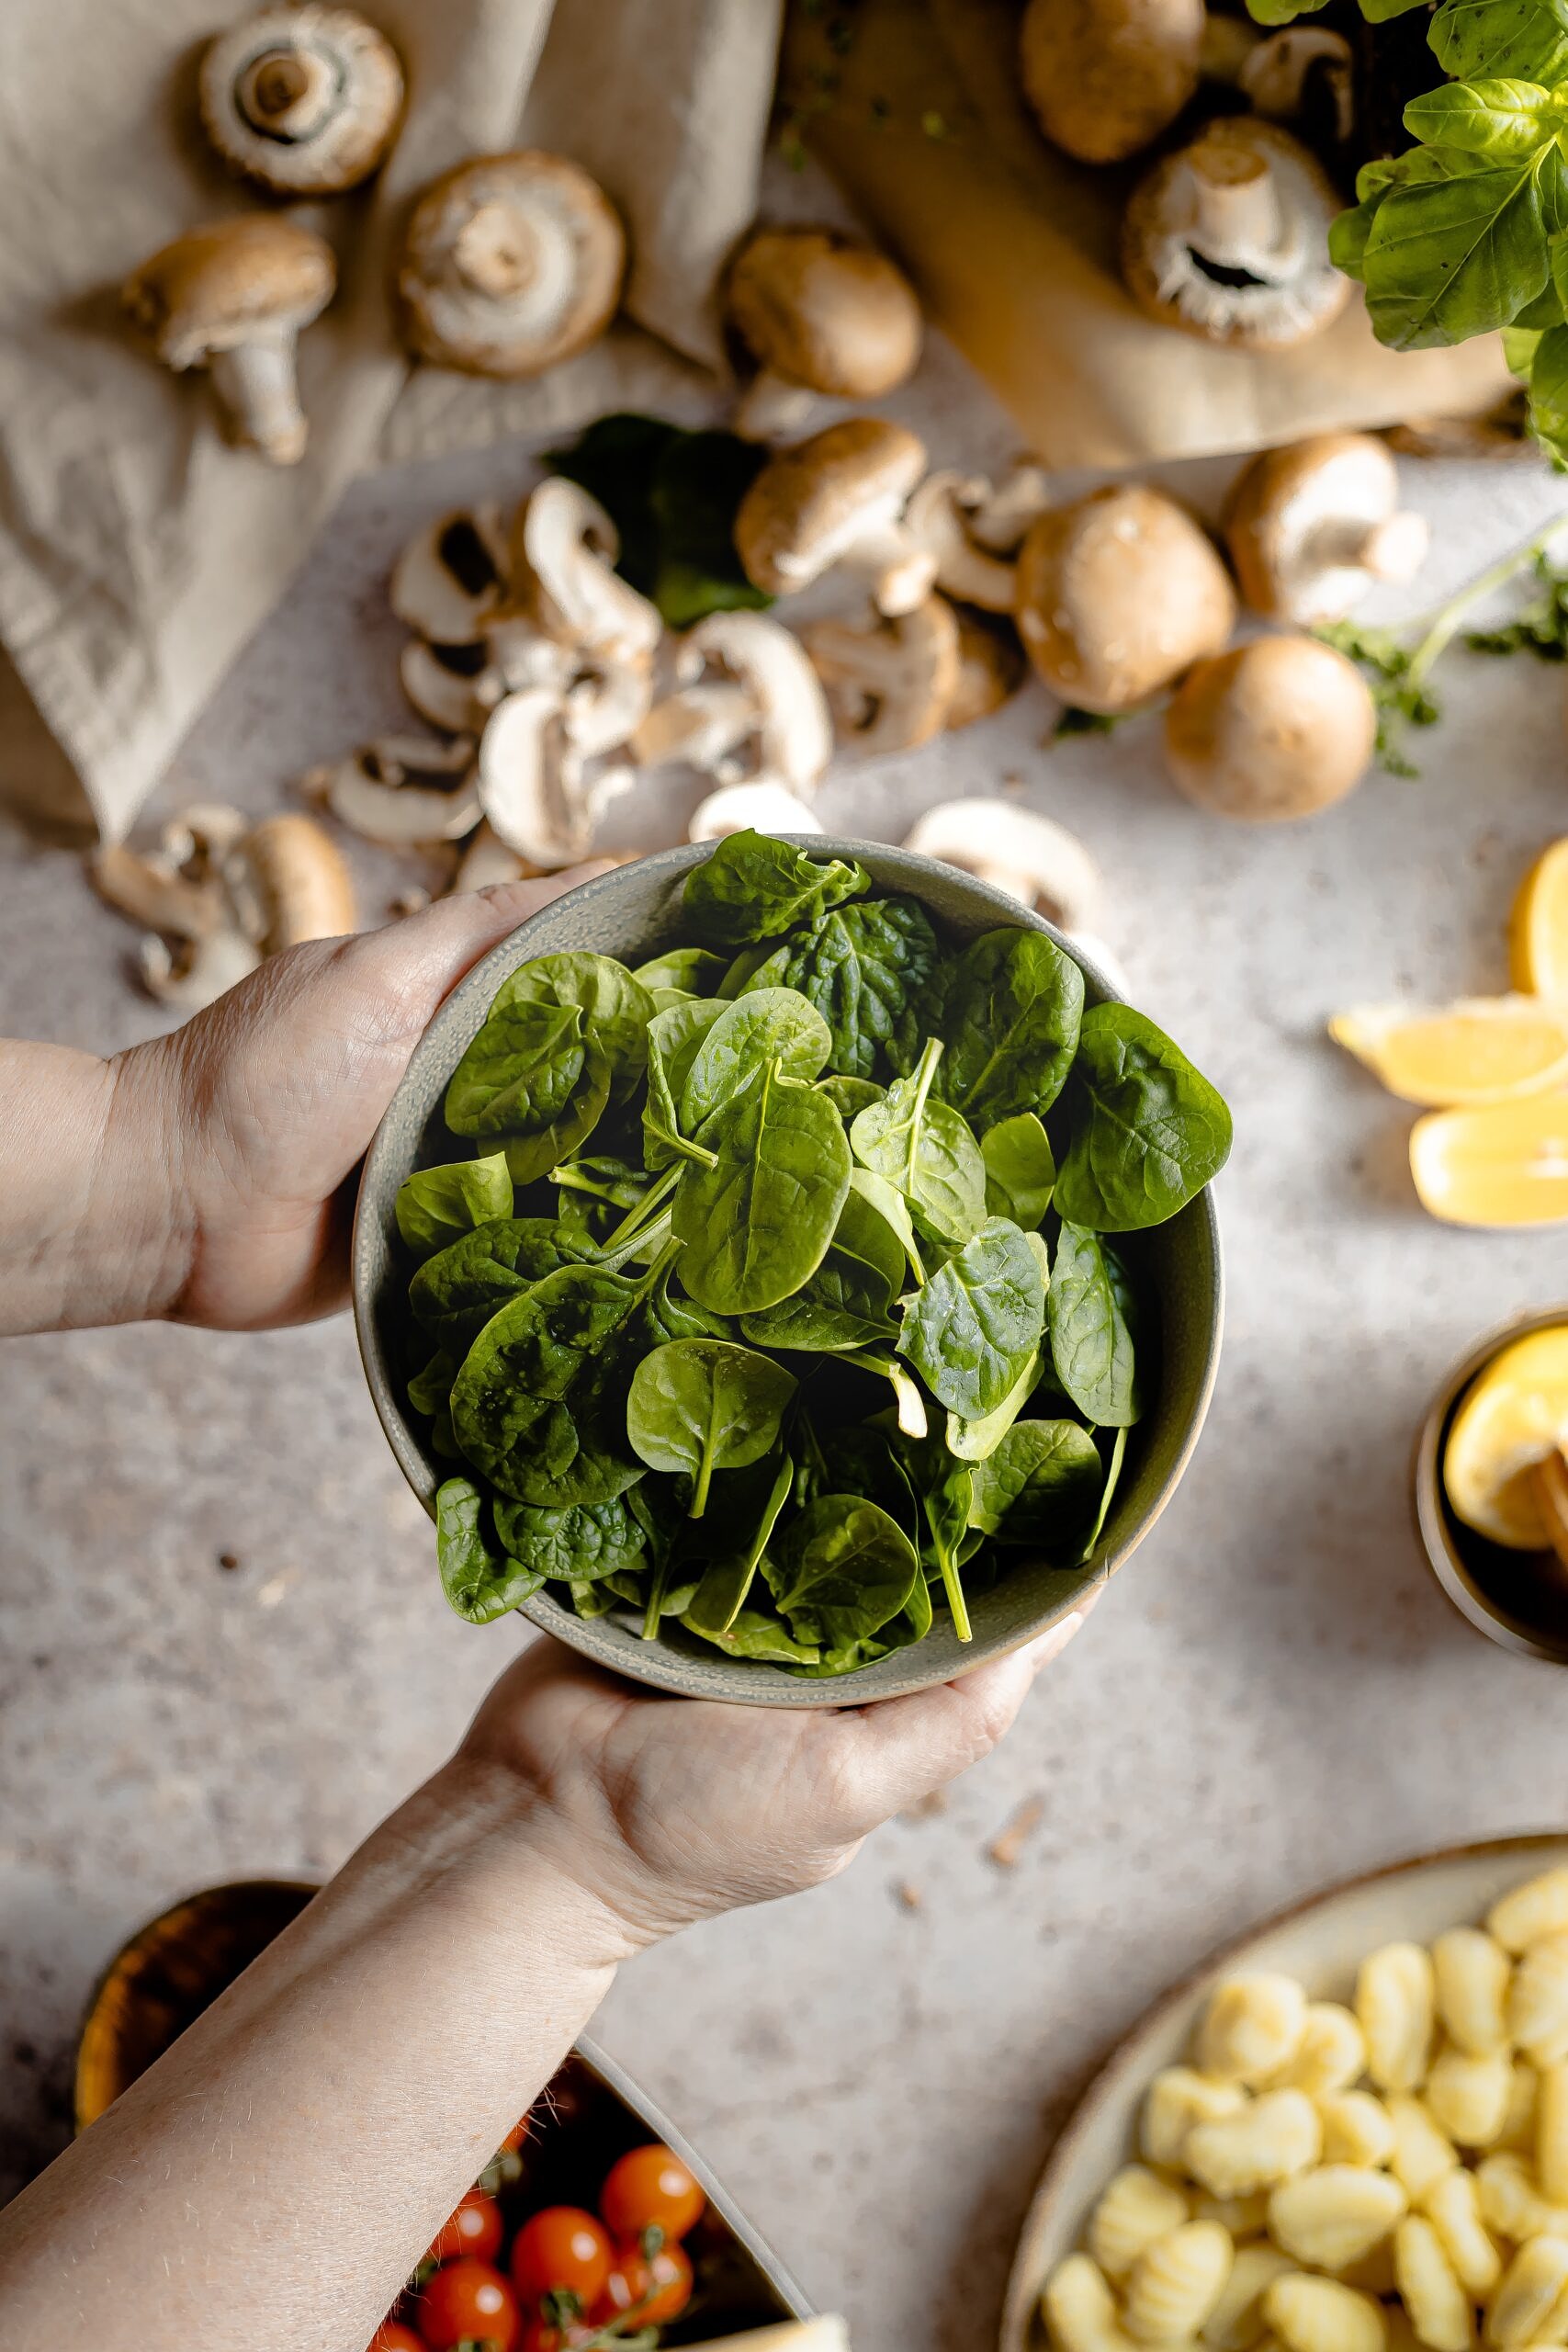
[123,215,336,368]
[734,417,928,597]
[199,5,404,197]
[945,607,1026,729]
[1224,431,1428,626]
[397,151,626,378]
[904,798,1102,933]
[1122,117,1349,350]
[1013,483,1236,714]
[802,593,961,758]
[1020,0,1205,165]
[1163,635,1375,820]
[726,227,922,398]
[689,780,825,842]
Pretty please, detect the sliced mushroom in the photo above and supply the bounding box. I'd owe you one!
[689,781,825,842]
[904,800,1103,933]
[726,227,923,442]
[802,594,961,758]
[1122,118,1349,349]
[451,821,534,894]
[509,477,662,663]
[477,686,591,865]
[562,655,655,759]
[198,5,403,197]
[397,152,626,378]
[91,840,224,941]
[630,682,757,778]
[141,928,263,1012]
[389,505,510,642]
[224,813,355,949]
[967,462,1054,556]
[1014,484,1236,714]
[905,472,1020,612]
[400,639,498,734]
[1224,433,1430,627]
[734,419,934,618]
[673,612,833,796]
[314,735,479,844]
[1239,28,1354,144]
[946,609,1026,730]
[1163,636,1376,820]
[122,214,335,463]
[1021,0,1205,164]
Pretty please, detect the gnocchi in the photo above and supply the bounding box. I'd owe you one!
[1317,2092,1397,2170]
[1485,2234,1568,2346]
[1396,2215,1474,2352]
[1360,1948,1437,2096]
[1434,1934,1512,2061]
[1488,1871,1568,1959]
[1125,2222,1235,2342]
[1423,2169,1503,2298]
[1092,2168,1193,2282]
[1145,2070,1250,2169]
[1201,1979,1310,2088]
[1281,2008,1370,2099]
[1187,2094,1324,2199]
[1204,2246,1294,2351]
[1537,2068,1568,2207]
[1427,2049,1514,2151]
[1264,2271,1387,2352]
[1510,1942,1568,2071]
[1268,2167,1406,2271]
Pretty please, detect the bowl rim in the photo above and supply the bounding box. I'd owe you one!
[352,836,1225,1704]
[1412,1302,1568,1665]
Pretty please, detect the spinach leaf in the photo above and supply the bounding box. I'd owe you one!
[851,1351,933,1439]
[847,1165,927,1283]
[548,1154,646,1212]
[740,1180,904,1353]
[934,927,1084,1127]
[680,987,832,1133]
[396,1149,513,1259]
[684,1604,821,1664]
[947,1348,1043,1463]
[1053,1004,1232,1232]
[767,1496,920,1651]
[643,998,728,1170]
[435,1476,545,1624]
[874,1419,981,1640]
[821,1419,919,1544]
[818,1075,885,1120]
[969,1419,1103,1548]
[1081,1424,1129,1562]
[981,1113,1055,1229]
[684,1453,795,1634]
[410,1216,594,1357]
[547,413,773,628]
[896,1216,1046,1420]
[717,942,778,998]
[626,1339,796,1514]
[633,945,728,997]
[850,1037,987,1246]
[445,997,601,1144]
[683,829,870,947]
[497,952,656,1100]
[1048,1223,1144,1429]
[674,1060,851,1314]
[408,1349,457,1417]
[762,898,941,1080]
[491,1491,650,1584]
[450,1259,666,1506]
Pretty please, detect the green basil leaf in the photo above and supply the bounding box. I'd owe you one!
[1362,156,1551,346]
[981,1112,1056,1229]
[767,1495,920,1650]
[968,1421,1103,1548]
[435,1476,545,1624]
[1529,322,1568,456]
[1053,1005,1232,1232]
[850,1037,987,1246]
[933,927,1084,1126]
[491,1492,650,1584]
[764,897,942,1080]
[674,1061,851,1314]
[1433,0,1568,86]
[410,1216,595,1357]
[680,987,833,1132]
[683,829,871,947]
[395,1149,513,1260]
[1047,1223,1144,1429]
[1404,78,1560,159]
[896,1215,1046,1419]
[626,1339,796,1515]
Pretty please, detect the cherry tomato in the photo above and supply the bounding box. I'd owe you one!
[593,2240,694,2329]
[426,2187,504,2267]
[511,2207,614,2308]
[418,2257,521,2352]
[498,2118,530,2154]
[520,2318,595,2352]
[599,2144,706,2247]
[368,2325,424,2352]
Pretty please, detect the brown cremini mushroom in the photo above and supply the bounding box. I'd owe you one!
[726,227,923,442]
[1163,635,1376,820]
[1021,0,1205,164]
[199,5,403,197]
[1122,117,1349,349]
[802,594,961,757]
[945,609,1026,730]
[734,418,934,616]
[1013,484,1236,714]
[1224,433,1430,627]
[397,153,625,379]
[122,215,335,463]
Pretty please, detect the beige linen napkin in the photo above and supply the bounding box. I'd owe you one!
[0,0,782,842]
[787,0,1516,469]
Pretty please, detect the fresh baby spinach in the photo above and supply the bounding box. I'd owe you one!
[399,830,1228,1671]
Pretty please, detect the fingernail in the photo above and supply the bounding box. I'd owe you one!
[1028,1611,1085,1674]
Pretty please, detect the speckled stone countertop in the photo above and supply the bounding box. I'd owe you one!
[8,302,1568,2350]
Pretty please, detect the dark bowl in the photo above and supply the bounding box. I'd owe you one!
[351,839,1225,1703]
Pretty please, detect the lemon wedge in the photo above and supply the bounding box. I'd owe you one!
[1410,1095,1568,1227]
[1330,998,1568,1106]
[1511,839,1568,996]
[1532,1448,1568,1573]
[1444,1328,1568,1547]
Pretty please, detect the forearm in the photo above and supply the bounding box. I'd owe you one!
[0,1754,627,2350]
[0,1038,190,1334]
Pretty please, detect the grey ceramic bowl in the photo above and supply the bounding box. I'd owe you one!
[352,838,1225,1704]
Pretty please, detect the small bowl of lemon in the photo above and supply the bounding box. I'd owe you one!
[1415,1310,1568,1661]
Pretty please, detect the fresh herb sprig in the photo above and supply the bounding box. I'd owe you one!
[393,832,1232,1679]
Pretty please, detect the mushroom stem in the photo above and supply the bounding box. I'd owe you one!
[1342,510,1431,585]
[1183,149,1291,271]
[839,518,937,618]
[209,333,308,463]
[239,46,336,136]
[733,369,819,446]
[454,201,539,299]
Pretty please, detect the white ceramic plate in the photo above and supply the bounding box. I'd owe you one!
[999,1834,1568,2352]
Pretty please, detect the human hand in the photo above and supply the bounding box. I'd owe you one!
[457,1611,1093,1954]
[108,875,602,1330]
